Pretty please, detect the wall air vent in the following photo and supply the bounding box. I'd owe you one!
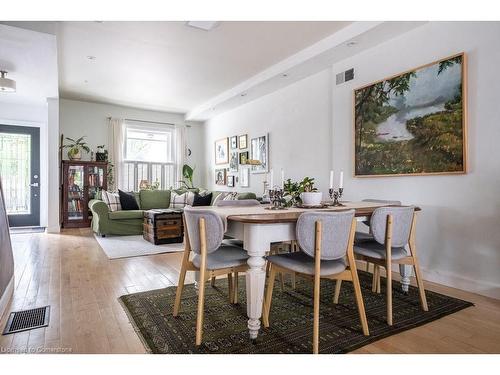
[336,68,354,85]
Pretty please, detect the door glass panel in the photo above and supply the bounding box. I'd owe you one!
[68,165,84,220]
[0,132,31,215]
[87,165,105,200]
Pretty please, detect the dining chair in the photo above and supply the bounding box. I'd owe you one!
[262,210,369,354]
[173,207,249,346]
[338,206,428,326]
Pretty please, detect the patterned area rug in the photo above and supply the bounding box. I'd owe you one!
[119,272,473,353]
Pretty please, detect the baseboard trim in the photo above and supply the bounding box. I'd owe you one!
[0,276,15,321]
[422,268,500,300]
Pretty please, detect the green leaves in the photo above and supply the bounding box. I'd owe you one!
[179,164,195,188]
[60,135,91,155]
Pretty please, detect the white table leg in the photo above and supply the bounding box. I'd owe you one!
[399,264,412,293]
[245,254,266,340]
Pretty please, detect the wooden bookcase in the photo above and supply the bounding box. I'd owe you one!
[60,160,108,228]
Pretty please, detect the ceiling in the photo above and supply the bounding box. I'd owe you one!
[56,21,351,114]
[0,24,58,108]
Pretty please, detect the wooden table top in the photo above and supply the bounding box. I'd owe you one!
[227,203,420,224]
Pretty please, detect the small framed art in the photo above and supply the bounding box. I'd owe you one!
[215,169,227,185]
[227,175,235,187]
[239,151,249,165]
[215,138,229,165]
[230,136,238,149]
[239,134,248,149]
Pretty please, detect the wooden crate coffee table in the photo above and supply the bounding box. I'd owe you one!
[143,209,184,245]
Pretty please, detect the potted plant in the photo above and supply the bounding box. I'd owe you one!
[283,178,301,207]
[61,136,91,160]
[179,164,195,189]
[299,177,322,206]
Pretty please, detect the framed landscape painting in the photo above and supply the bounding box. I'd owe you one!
[354,53,467,177]
[215,138,229,165]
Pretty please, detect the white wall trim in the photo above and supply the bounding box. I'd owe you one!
[0,276,14,321]
[422,267,500,300]
[0,118,44,127]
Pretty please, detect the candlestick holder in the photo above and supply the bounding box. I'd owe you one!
[267,187,287,210]
[328,187,344,206]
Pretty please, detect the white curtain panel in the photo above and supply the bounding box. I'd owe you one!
[108,117,125,191]
[175,124,187,188]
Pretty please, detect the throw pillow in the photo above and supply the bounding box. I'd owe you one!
[192,192,213,207]
[170,191,195,209]
[222,192,238,201]
[118,190,139,210]
[101,190,121,212]
[212,191,230,206]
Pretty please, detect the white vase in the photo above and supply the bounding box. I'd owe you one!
[300,192,323,206]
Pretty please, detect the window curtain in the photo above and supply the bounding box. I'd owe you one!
[175,124,187,189]
[107,117,125,192]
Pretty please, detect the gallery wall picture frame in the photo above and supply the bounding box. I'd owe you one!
[229,151,239,172]
[250,133,269,174]
[239,167,250,187]
[215,168,227,185]
[230,136,238,149]
[227,175,235,187]
[239,151,249,165]
[239,134,248,149]
[354,52,467,177]
[215,138,229,165]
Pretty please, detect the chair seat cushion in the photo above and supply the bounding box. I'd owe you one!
[354,231,374,244]
[267,251,346,276]
[222,238,244,247]
[354,241,408,260]
[192,246,249,270]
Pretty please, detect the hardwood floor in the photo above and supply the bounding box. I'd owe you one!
[1,228,499,354]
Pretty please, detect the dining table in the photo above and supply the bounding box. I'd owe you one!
[193,201,420,340]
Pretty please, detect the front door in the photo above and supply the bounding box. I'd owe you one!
[0,124,40,227]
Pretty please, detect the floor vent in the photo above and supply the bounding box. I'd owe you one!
[2,306,50,335]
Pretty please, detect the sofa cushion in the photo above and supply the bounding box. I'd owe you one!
[237,192,257,200]
[192,192,213,206]
[139,190,171,210]
[108,210,144,220]
[102,190,122,212]
[170,191,195,208]
[118,190,140,210]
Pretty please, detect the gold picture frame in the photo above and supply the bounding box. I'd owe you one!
[353,52,467,177]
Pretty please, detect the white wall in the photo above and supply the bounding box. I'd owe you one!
[204,69,333,195]
[331,21,500,299]
[59,99,205,187]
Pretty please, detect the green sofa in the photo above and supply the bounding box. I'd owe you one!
[89,189,257,236]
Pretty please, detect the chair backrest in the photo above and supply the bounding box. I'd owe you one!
[183,207,224,254]
[370,206,415,247]
[362,199,402,226]
[296,210,355,260]
[215,199,261,207]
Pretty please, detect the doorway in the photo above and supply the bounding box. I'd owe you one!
[0,124,40,227]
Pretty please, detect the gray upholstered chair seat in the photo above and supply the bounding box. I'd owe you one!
[354,231,374,244]
[222,238,244,247]
[192,245,249,270]
[354,241,408,260]
[267,251,347,276]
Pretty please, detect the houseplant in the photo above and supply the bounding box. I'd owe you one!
[179,164,195,189]
[299,177,322,206]
[61,136,91,160]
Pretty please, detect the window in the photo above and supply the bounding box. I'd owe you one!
[122,122,176,191]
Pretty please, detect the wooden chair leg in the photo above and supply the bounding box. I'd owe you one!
[412,260,428,311]
[372,265,379,293]
[173,266,187,316]
[227,273,234,304]
[376,268,381,294]
[313,273,320,354]
[333,280,342,304]
[195,270,206,345]
[386,261,393,326]
[262,265,277,328]
[211,276,216,287]
[290,272,296,290]
[279,272,285,291]
[233,271,239,304]
[351,271,370,336]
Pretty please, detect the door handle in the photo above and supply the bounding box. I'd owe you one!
[29,182,39,187]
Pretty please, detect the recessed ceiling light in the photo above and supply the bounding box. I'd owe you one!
[87,56,96,60]
[281,73,289,78]
[346,41,358,47]
[240,93,247,97]
[186,21,220,31]
[84,80,88,84]
[211,107,216,111]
